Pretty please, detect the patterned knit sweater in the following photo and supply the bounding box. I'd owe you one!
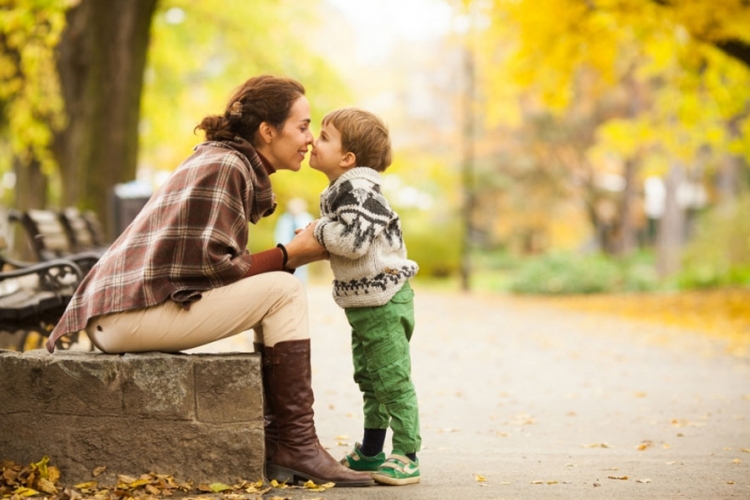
[314,167,418,308]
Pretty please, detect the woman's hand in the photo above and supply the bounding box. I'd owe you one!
[284,222,328,269]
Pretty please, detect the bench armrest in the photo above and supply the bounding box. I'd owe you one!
[0,258,83,291]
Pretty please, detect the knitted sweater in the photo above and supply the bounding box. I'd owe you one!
[314,167,418,308]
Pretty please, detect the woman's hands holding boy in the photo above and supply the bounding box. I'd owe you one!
[284,221,327,269]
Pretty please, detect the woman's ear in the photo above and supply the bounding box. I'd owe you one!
[258,122,275,144]
[340,151,356,168]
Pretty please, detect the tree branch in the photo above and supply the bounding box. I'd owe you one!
[713,39,750,69]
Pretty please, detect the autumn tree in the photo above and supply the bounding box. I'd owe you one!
[0,1,66,210]
[465,0,750,276]
[54,0,158,237]
[1,0,347,240]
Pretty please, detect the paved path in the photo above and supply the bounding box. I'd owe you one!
[191,284,750,499]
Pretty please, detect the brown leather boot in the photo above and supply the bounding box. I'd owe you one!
[254,342,277,463]
[264,339,374,487]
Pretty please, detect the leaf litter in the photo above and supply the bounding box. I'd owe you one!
[0,457,335,499]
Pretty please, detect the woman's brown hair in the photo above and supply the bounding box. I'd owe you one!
[195,75,305,145]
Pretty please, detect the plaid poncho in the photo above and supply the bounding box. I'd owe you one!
[46,138,276,352]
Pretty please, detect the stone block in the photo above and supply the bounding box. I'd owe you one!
[0,349,263,485]
[120,353,195,419]
[194,352,263,423]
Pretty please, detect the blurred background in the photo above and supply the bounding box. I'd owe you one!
[1,0,749,303]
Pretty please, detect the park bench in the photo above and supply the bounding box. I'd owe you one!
[0,212,84,351]
[58,207,109,254]
[9,208,103,275]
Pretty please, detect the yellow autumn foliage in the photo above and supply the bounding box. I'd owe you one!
[0,0,67,174]
[545,288,750,358]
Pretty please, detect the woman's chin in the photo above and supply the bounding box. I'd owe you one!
[278,163,302,172]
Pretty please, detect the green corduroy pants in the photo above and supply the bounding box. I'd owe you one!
[344,281,421,454]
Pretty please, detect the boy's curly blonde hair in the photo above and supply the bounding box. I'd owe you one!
[321,107,392,172]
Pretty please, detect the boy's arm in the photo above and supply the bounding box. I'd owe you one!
[314,187,390,260]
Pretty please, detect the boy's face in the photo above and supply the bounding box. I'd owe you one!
[310,121,350,182]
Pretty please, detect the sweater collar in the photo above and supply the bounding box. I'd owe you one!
[333,166,382,187]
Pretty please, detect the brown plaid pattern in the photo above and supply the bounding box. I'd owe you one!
[46,139,276,351]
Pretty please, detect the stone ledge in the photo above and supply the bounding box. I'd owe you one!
[0,349,264,484]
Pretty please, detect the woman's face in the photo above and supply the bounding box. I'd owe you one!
[261,96,313,172]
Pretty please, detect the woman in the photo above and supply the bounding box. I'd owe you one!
[45,75,374,487]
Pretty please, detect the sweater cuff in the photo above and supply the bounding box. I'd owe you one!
[245,247,285,277]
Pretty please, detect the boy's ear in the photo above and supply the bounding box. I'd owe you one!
[340,151,356,168]
[258,122,275,144]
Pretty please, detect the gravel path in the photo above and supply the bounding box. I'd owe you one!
[191,283,750,499]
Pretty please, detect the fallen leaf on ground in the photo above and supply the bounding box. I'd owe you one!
[475,475,486,482]
[303,480,335,492]
[636,478,652,483]
[582,442,611,448]
[74,481,97,490]
[37,477,58,494]
[209,482,232,492]
[608,475,629,480]
[11,486,39,497]
[637,440,654,451]
[117,474,138,484]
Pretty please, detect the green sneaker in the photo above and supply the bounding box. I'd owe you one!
[372,453,420,486]
[340,443,386,473]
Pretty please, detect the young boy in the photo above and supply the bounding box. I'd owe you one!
[309,107,421,486]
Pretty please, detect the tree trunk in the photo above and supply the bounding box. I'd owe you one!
[615,74,644,256]
[460,39,476,291]
[13,159,47,211]
[12,158,47,259]
[656,163,686,278]
[716,118,747,205]
[53,0,157,240]
[617,157,639,255]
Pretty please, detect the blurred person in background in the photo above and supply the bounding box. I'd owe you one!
[275,197,315,284]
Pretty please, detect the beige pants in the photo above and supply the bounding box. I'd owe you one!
[86,271,308,353]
